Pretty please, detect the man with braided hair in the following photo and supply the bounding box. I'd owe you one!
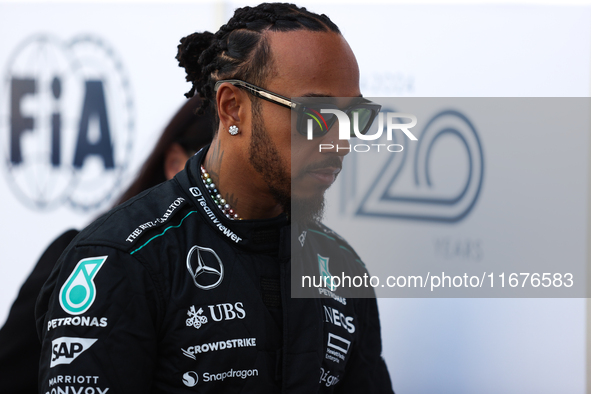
[36,3,394,393]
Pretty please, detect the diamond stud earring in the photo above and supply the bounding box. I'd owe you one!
[228,125,239,135]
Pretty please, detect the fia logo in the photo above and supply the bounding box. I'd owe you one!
[50,337,97,368]
[1,34,134,211]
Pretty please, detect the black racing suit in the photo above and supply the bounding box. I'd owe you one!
[36,147,393,393]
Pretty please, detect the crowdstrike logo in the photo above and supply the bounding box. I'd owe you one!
[59,256,107,315]
[181,337,256,359]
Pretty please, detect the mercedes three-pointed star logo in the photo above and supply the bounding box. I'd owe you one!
[186,245,224,290]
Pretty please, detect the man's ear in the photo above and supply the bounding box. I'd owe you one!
[215,82,249,134]
[164,143,190,180]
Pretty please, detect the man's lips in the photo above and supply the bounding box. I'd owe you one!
[307,167,341,186]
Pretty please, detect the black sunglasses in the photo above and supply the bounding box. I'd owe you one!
[214,79,382,138]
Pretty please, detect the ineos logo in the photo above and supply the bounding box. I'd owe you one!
[0,34,134,211]
[186,245,224,290]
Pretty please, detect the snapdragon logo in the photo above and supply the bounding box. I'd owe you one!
[182,371,198,387]
[203,368,259,382]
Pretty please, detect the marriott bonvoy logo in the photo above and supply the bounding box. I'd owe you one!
[305,108,418,152]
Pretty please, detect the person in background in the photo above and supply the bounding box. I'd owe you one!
[0,96,213,394]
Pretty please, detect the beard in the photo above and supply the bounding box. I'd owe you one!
[248,99,326,223]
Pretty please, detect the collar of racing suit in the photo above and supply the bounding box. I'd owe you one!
[175,144,290,256]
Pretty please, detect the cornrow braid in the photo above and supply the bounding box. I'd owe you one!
[176,3,340,118]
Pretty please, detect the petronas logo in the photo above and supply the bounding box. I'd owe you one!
[59,256,108,315]
[318,254,336,291]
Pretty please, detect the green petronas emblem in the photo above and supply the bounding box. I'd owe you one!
[59,256,108,315]
[318,254,336,291]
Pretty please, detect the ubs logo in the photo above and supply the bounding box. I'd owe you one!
[186,245,224,290]
[0,34,134,211]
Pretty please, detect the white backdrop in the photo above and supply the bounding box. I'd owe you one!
[0,2,588,393]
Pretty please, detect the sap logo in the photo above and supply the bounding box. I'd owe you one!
[323,306,355,334]
[50,337,97,368]
[1,34,133,211]
[209,302,246,322]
